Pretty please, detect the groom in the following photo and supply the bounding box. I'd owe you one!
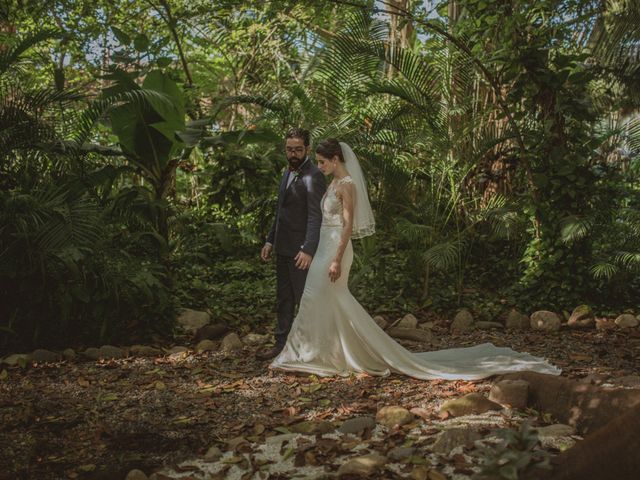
[257,128,327,360]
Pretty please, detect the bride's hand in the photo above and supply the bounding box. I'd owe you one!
[329,260,341,282]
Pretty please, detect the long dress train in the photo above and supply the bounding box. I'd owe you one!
[271,177,560,380]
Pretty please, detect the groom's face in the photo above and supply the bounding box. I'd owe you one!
[285,137,309,168]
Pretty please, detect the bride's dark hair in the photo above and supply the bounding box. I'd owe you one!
[315,138,345,163]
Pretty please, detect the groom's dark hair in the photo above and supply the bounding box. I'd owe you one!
[285,127,310,147]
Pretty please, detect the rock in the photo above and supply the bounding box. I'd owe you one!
[489,379,530,409]
[195,339,216,353]
[290,420,335,435]
[194,323,228,342]
[387,446,416,461]
[1,353,31,367]
[30,349,61,363]
[338,416,376,435]
[505,310,530,330]
[167,346,189,355]
[242,333,269,346]
[418,321,435,330]
[203,445,223,461]
[62,348,76,361]
[129,345,163,357]
[567,305,594,328]
[397,314,418,329]
[475,321,504,330]
[530,311,561,332]
[439,393,502,417]
[432,427,481,454]
[451,309,474,332]
[373,315,389,330]
[125,470,148,480]
[220,333,243,352]
[596,318,617,330]
[177,308,211,334]
[536,424,575,437]
[98,345,126,359]
[387,327,432,343]
[615,314,639,329]
[376,406,414,428]
[81,347,101,360]
[337,454,387,477]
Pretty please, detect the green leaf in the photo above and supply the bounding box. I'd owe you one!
[111,27,131,45]
[133,34,149,52]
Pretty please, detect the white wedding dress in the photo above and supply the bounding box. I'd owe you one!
[271,176,560,380]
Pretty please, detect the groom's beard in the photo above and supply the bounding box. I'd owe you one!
[287,155,306,170]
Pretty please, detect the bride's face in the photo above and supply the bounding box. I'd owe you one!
[316,153,338,175]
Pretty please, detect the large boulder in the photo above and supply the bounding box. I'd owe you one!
[567,305,594,328]
[30,349,62,363]
[451,309,474,333]
[220,333,243,352]
[530,310,561,332]
[338,416,376,435]
[177,308,210,335]
[505,310,530,330]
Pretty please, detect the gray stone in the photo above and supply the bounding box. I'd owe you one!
[387,327,432,343]
[338,416,376,435]
[397,314,418,329]
[62,348,76,361]
[530,311,561,332]
[30,349,62,363]
[337,454,387,477]
[373,315,388,330]
[129,345,163,357]
[1,353,31,367]
[177,308,211,334]
[242,333,269,346]
[567,305,594,328]
[194,323,228,342]
[387,446,416,461]
[489,380,530,409]
[418,321,435,330]
[476,321,504,330]
[125,470,148,480]
[81,347,101,361]
[220,333,243,352]
[167,346,189,355]
[451,309,474,332]
[596,318,617,330]
[439,393,502,417]
[98,345,126,359]
[203,445,223,461]
[195,339,216,353]
[432,428,481,454]
[290,420,335,435]
[376,406,414,428]
[505,310,530,330]
[615,314,639,328]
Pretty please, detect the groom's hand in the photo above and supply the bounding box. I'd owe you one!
[261,244,273,262]
[295,251,312,270]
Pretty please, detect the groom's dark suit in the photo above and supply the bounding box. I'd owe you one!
[266,157,326,349]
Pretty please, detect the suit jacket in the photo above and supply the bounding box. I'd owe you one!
[266,158,327,257]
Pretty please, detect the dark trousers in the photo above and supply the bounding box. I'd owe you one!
[275,254,308,348]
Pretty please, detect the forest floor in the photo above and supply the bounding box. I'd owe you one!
[1,322,640,480]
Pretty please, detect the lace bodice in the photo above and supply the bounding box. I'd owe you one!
[321,176,354,228]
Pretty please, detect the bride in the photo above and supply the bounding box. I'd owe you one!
[270,139,560,380]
